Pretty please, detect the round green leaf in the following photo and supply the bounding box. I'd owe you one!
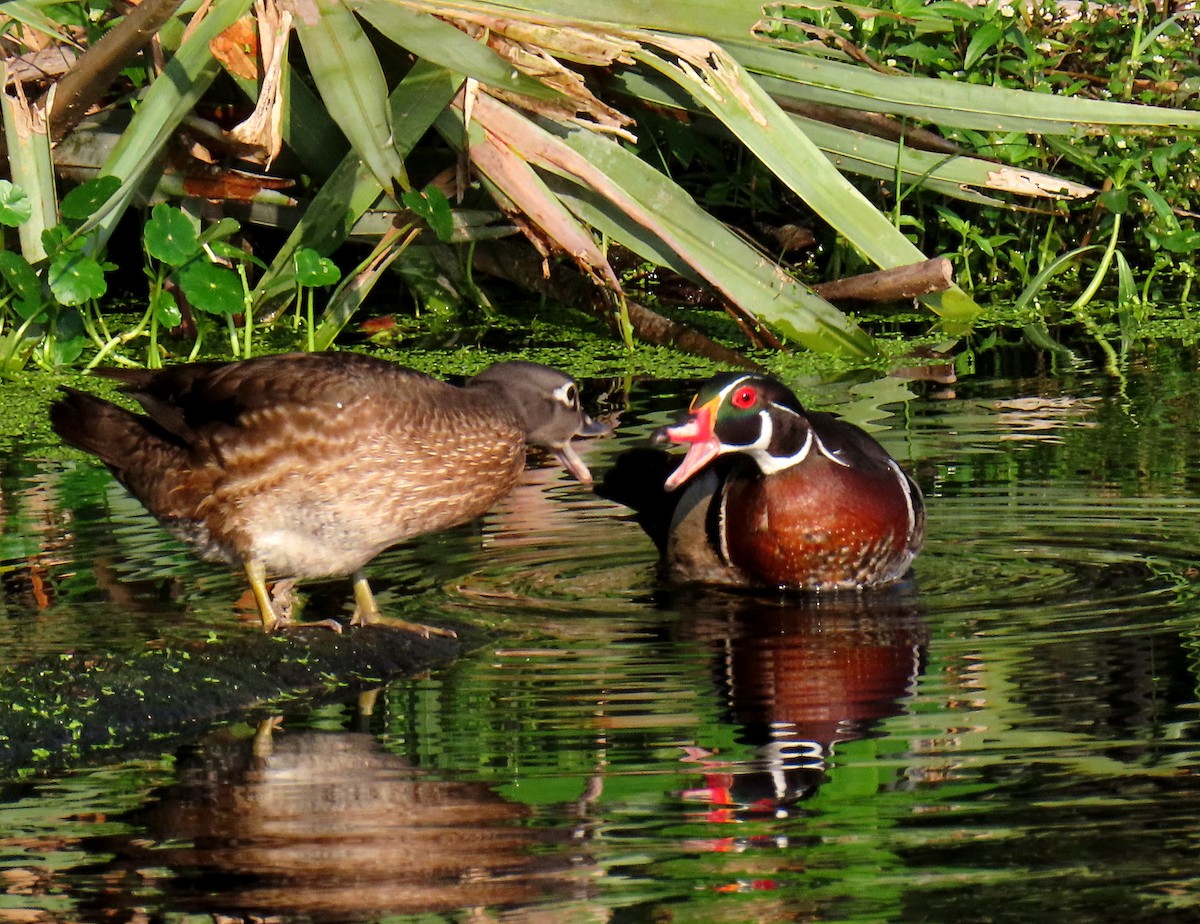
[0,250,43,301]
[59,176,123,221]
[13,297,47,322]
[179,261,243,316]
[41,224,77,254]
[0,180,32,228]
[47,335,86,367]
[294,248,342,286]
[153,289,183,327]
[145,203,200,267]
[48,251,108,305]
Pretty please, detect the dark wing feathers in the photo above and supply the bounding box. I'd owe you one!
[50,387,191,495]
[95,353,439,440]
[806,410,898,469]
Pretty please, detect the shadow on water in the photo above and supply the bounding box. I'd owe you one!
[5,348,1200,920]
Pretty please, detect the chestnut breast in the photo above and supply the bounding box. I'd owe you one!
[722,452,919,591]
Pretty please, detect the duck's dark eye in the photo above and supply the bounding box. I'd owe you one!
[565,384,578,407]
[731,386,757,410]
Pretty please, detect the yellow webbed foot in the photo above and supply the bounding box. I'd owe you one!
[349,571,457,639]
[244,561,343,633]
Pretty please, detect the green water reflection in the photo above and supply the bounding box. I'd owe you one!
[2,348,1200,920]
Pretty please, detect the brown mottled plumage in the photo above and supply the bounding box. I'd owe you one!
[51,352,607,635]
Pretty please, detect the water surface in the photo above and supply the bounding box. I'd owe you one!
[2,350,1200,921]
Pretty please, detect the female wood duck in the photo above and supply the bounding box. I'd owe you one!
[602,372,924,591]
[51,352,608,636]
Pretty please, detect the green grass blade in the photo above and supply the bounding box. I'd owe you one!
[634,38,980,322]
[736,44,1200,133]
[86,0,252,248]
[253,61,464,313]
[294,0,406,193]
[356,0,563,103]
[789,114,1092,202]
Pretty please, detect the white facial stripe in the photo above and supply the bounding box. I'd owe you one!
[752,425,811,475]
[770,398,802,420]
[716,375,754,403]
[552,381,577,407]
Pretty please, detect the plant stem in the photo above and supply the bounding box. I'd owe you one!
[1116,2,1146,102]
[226,314,240,358]
[77,302,106,350]
[239,264,254,359]
[1069,213,1123,375]
[148,315,160,368]
[306,289,315,352]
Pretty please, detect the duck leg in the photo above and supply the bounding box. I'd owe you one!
[244,560,342,633]
[246,560,285,631]
[349,571,457,638]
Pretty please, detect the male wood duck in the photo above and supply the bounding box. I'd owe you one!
[51,352,608,636]
[601,372,924,591]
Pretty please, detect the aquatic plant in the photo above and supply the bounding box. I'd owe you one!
[1,0,1198,368]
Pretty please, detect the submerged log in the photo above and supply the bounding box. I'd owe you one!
[813,257,955,303]
[0,622,482,776]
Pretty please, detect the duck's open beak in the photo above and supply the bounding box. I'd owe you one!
[554,414,612,485]
[654,398,720,491]
[577,415,612,439]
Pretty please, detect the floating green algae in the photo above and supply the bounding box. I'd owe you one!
[0,622,486,777]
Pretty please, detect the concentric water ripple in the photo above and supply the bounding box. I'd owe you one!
[5,370,1200,922]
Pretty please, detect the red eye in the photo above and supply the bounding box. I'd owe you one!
[731,386,757,409]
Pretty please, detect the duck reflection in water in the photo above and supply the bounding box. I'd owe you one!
[101,719,586,921]
[675,589,927,815]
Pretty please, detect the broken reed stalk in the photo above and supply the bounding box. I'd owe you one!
[813,257,954,303]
